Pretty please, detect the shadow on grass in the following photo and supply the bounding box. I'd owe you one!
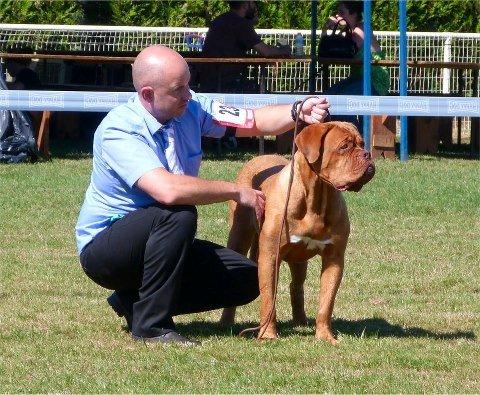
[394,142,477,161]
[175,316,476,341]
[49,138,94,160]
[46,138,477,162]
[333,317,476,341]
[47,136,283,162]
[435,141,478,160]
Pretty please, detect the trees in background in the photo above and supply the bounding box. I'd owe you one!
[0,0,83,25]
[0,0,478,33]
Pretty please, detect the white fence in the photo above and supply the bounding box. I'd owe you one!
[1,24,479,97]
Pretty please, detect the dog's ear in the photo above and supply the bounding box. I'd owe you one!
[294,123,333,164]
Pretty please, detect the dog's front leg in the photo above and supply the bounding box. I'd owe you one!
[257,233,280,340]
[288,261,308,325]
[315,251,344,345]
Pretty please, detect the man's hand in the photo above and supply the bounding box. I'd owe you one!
[237,187,266,223]
[298,97,330,124]
[237,97,330,138]
[325,15,347,29]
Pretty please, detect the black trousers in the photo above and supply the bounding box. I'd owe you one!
[80,204,259,338]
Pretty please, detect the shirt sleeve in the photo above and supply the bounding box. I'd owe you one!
[101,126,165,188]
[237,20,262,49]
[194,93,227,138]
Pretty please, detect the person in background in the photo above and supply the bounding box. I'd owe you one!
[200,0,290,93]
[2,55,43,140]
[322,1,389,126]
[200,1,291,150]
[4,57,41,90]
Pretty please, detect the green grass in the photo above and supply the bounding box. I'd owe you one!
[0,145,479,393]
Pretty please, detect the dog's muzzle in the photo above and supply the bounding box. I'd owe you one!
[348,162,375,192]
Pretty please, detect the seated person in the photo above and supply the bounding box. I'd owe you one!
[4,58,41,90]
[200,0,290,93]
[200,1,291,151]
[321,1,389,127]
[3,57,43,132]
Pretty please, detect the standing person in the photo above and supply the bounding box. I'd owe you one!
[200,0,290,93]
[76,45,330,346]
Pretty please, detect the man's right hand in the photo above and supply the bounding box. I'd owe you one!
[237,187,266,223]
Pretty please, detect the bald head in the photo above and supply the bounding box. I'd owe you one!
[132,45,189,92]
[133,45,192,123]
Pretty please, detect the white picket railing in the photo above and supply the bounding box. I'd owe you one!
[0,24,478,135]
[1,24,479,95]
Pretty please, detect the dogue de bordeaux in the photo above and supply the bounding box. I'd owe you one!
[221,121,375,344]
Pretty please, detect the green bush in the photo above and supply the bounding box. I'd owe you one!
[110,0,227,27]
[0,0,83,25]
[0,0,478,33]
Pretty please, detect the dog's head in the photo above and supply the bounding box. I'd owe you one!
[294,121,375,192]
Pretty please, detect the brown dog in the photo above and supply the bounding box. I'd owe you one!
[221,121,375,343]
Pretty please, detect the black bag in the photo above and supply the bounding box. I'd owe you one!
[0,109,38,163]
[0,65,39,163]
[318,18,358,59]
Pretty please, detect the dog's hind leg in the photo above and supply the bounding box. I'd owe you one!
[227,204,256,255]
[220,204,257,326]
[288,261,308,326]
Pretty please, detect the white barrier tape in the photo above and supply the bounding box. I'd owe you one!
[0,91,479,117]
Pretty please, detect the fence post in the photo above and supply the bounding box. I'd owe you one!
[309,0,318,94]
[399,0,409,162]
[442,36,452,94]
[362,0,372,151]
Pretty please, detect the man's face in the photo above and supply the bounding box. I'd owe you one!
[337,3,357,26]
[150,64,192,122]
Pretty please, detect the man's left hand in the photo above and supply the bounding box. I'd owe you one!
[298,97,330,124]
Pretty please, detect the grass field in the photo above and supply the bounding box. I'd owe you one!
[0,143,479,393]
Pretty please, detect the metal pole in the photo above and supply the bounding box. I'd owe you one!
[399,0,408,161]
[471,69,479,159]
[259,65,266,154]
[309,0,318,93]
[363,0,372,150]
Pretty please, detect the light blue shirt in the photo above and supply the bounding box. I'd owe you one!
[75,92,226,255]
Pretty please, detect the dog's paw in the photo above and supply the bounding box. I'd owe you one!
[258,329,279,341]
[292,314,308,326]
[315,327,338,345]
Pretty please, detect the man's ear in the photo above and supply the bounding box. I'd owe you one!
[140,86,154,103]
[294,122,332,164]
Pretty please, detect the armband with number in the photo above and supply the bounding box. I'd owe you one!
[211,101,255,129]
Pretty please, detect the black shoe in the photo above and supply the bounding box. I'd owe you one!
[107,292,133,331]
[132,330,200,347]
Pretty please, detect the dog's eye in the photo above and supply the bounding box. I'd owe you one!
[339,142,350,151]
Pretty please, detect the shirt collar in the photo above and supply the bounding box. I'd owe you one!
[132,94,180,136]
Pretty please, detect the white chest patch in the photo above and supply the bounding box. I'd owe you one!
[289,235,333,251]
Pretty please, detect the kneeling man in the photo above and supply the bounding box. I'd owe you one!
[76,45,330,346]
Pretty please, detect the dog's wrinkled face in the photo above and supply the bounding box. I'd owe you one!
[295,121,375,191]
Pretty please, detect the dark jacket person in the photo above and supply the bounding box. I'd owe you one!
[200,1,290,92]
